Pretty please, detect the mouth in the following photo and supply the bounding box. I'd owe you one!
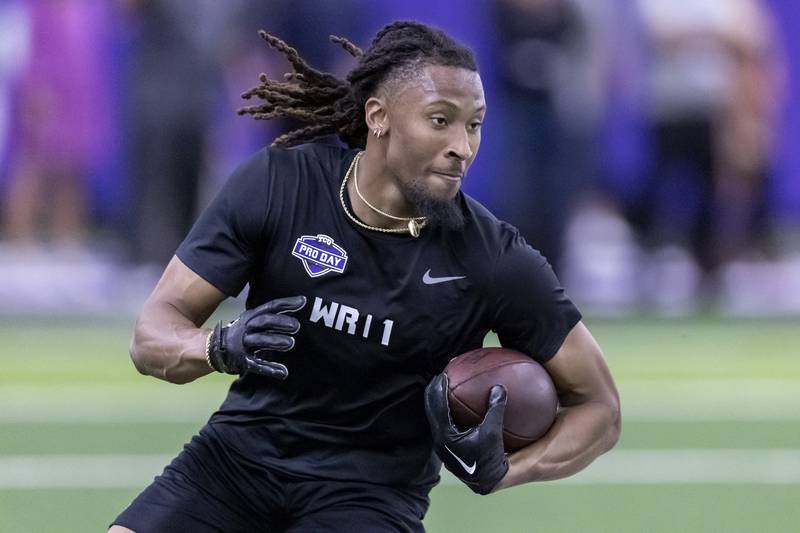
[431,170,463,181]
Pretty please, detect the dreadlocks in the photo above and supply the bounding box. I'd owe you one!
[237,21,478,149]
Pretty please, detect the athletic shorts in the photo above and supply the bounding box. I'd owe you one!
[111,425,430,532]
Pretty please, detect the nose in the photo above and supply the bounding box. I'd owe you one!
[447,128,473,161]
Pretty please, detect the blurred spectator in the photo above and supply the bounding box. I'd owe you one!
[121,0,227,266]
[491,0,612,275]
[202,2,279,198]
[122,0,365,267]
[0,0,29,181]
[200,0,360,195]
[629,0,781,278]
[2,0,112,249]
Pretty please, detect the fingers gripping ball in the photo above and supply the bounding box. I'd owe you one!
[207,295,307,379]
[424,373,509,495]
[445,347,558,451]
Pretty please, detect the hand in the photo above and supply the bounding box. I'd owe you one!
[424,373,509,495]
[207,296,306,379]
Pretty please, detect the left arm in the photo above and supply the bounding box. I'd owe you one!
[493,320,620,490]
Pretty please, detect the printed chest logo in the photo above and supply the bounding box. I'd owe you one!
[291,234,348,278]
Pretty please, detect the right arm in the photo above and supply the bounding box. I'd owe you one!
[131,149,299,384]
[130,255,226,384]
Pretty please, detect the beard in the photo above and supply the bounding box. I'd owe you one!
[401,178,466,232]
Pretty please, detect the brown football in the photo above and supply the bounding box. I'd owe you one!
[445,347,558,452]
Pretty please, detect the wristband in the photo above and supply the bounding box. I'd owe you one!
[205,329,215,371]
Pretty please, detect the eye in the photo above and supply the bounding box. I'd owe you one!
[430,116,448,128]
[469,121,482,132]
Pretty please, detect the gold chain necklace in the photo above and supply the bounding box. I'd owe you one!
[339,152,427,237]
[353,153,427,225]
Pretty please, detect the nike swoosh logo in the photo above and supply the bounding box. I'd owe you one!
[423,269,466,285]
[444,444,477,475]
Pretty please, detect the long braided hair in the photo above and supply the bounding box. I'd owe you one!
[238,21,478,149]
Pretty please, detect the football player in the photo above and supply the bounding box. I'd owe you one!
[111,21,620,533]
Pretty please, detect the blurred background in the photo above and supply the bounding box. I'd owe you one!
[1,0,800,317]
[0,0,798,532]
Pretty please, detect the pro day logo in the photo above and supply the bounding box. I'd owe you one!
[291,234,348,278]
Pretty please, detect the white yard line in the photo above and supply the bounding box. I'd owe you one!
[1,380,799,423]
[621,379,800,421]
[559,449,800,485]
[0,385,224,423]
[0,454,174,489]
[2,450,800,489]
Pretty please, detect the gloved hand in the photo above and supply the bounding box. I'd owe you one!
[424,373,509,495]
[207,295,306,379]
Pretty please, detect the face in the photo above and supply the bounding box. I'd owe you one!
[379,64,485,228]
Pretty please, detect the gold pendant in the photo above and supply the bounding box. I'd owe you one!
[408,219,420,237]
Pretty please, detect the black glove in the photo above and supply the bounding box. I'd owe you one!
[424,373,509,495]
[207,295,306,379]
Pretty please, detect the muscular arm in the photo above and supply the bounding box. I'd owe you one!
[129,255,227,384]
[494,321,620,489]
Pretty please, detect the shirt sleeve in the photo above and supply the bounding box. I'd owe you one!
[489,231,582,364]
[175,148,270,297]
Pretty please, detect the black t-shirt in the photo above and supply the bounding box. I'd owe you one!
[176,139,581,490]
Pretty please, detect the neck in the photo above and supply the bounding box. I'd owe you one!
[347,149,420,230]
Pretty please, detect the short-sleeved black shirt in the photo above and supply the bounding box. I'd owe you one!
[176,139,581,490]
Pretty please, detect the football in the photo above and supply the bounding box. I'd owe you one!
[445,347,558,452]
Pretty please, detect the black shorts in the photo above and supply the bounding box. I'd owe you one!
[111,425,430,532]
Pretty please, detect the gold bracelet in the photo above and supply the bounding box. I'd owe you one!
[204,330,215,371]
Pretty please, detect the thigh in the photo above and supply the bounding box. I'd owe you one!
[286,479,429,533]
[111,429,284,533]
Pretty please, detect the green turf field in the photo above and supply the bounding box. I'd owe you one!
[1,317,799,532]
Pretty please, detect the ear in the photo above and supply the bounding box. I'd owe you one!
[364,96,389,134]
